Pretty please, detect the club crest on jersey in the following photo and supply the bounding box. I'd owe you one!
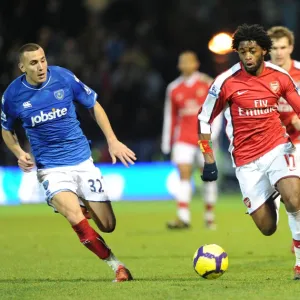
[54,89,64,100]
[42,180,49,190]
[243,197,251,208]
[270,81,280,93]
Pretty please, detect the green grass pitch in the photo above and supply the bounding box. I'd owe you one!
[0,195,299,300]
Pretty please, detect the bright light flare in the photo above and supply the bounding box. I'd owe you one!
[208,32,232,55]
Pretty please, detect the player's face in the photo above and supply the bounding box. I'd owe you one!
[178,54,199,76]
[19,48,48,85]
[237,41,267,75]
[269,37,293,68]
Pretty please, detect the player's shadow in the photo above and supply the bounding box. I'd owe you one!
[0,277,200,283]
[0,278,112,283]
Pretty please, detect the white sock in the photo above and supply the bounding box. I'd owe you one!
[203,181,218,205]
[176,180,192,224]
[274,196,281,226]
[203,181,217,223]
[287,210,300,266]
[104,252,123,272]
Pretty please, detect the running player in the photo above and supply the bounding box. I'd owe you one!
[198,24,300,280]
[1,43,136,282]
[162,51,222,229]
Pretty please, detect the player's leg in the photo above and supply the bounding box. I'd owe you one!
[167,142,194,229]
[51,191,112,260]
[290,144,300,254]
[197,152,218,230]
[38,165,131,282]
[276,177,300,279]
[267,144,300,279]
[76,159,133,281]
[250,192,278,236]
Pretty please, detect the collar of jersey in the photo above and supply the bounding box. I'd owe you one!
[182,71,200,87]
[240,61,267,78]
[21,69,51,90]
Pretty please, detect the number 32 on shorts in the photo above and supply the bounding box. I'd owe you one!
[88,178,104,193]
[284,154,296,171]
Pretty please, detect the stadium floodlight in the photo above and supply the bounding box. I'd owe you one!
[208,32,232,55]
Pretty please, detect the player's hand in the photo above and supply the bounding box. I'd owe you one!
[108,139,137,167]
[201,162,218,182]
[18,153,35,172]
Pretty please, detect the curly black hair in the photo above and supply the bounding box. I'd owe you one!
[232,24,272,53]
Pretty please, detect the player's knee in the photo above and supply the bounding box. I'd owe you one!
[282,192,300,211]
[260,225,277,236]
[102,219,116,233]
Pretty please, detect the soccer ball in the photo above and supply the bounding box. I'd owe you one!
[193,244,228,279]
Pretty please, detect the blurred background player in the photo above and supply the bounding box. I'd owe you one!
[268,26,300,145]
[1,43,136,282]
[161,51,222,230]
[268,26,300,254]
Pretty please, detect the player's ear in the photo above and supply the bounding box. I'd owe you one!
[18,62,25,73]
[262,49,267,56]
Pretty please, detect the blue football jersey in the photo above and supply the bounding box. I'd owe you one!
[1,66,97,169]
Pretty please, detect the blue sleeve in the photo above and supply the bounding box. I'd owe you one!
[60,68,98,108]
[1,89,17,131]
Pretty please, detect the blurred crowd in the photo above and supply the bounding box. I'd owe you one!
[0,0,299,167]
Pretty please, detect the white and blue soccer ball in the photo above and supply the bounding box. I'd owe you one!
[193,244,228,279]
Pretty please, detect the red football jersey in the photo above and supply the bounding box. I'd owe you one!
[161,72,213,154]
[278,60,300,144]
[198,61,300,167]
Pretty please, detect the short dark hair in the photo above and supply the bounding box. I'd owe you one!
[232,24,272,54]
[18,43,41,61]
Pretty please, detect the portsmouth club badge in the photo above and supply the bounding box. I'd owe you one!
[42,180,49,190]
[54,89,64,100]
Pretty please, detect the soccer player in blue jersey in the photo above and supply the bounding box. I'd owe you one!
[1,43,136,282]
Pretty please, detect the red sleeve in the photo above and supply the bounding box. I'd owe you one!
[281,75,300,115]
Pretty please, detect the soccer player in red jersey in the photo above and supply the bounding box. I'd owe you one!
[268,26,300,254]
[198,24,300,280]
[162,51,222,229]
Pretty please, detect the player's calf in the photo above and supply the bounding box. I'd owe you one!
[84,200,116,233]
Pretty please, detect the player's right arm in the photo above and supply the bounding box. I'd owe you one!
[1,93,34,172]
[198,83,227,181]
[161,85,177,156]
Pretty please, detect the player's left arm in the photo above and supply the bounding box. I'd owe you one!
[89,102,136,167]
[64,69,136,167]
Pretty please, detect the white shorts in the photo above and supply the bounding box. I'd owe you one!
[171,114,222,166]
[236,143,300,214]
[37,158,109,208]
[172,142,204,166]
